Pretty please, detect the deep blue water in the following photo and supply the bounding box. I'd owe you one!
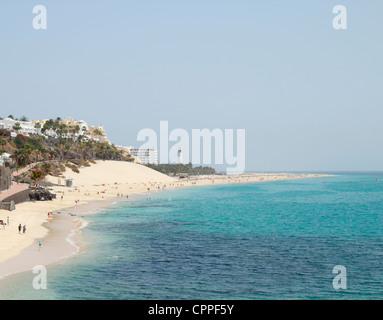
[1,175,382,299]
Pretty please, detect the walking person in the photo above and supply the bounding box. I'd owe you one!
[7,216,9,226]
[22,225,26,234]
[18,224,22,234]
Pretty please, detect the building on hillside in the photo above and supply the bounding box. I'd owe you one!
[129,148,158,165]
[115,145,142,163]
[0,118,38,136]
[87,124,110,144]
[0,117,111,144]
[0,153,11,163]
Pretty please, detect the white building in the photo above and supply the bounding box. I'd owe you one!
[0,152,11,166]
[0,117,111,144]
[0,118,38,136]
[129,148,158,165]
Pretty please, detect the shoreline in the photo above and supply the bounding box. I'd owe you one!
[0,192,148,280]
[0,161,334,281]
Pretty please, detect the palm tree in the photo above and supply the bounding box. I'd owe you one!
[48,149,56,160]
[11,148,31,166]
[93,128,103,137]
[34,122,42,135]
[13,122,22,133]
[56,123,67,138]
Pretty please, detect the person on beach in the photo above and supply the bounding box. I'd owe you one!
[38,240,42,248]
[18,224,21,234]
[7,217,9,226]
[23,225,26,234]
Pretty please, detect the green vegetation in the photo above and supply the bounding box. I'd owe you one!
[14,134,27,149]
[145,163,216,176]
[0,127,133,168]
[0,116,135,183]
[12,122,22,132]
[0,129,10,137]
[31,169,43,181]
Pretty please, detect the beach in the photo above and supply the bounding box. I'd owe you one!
[0,160,331,279]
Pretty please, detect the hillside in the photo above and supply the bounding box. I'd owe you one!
[0,129,133,168]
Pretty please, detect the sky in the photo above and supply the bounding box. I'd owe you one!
[0,0,382,172]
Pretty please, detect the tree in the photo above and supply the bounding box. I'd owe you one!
[11,148,32,166]
[43,119,54,132]
[60,123,67,132]
[20,116,28,122]
[13,122,22,133]
[8,115,14,119]
[93,128,103,136]
[33,122,41,135]
[82,127,89,137]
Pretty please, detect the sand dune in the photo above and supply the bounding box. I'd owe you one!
[45,160,175,187]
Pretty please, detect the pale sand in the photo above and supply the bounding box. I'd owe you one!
[0,160,332,279]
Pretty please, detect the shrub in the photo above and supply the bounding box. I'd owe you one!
[40,163,52,174]
[31,169,43,181]
[26,137,42,150]
[0,129,10,137]
[14,134,26,149]
[65,162,80,174]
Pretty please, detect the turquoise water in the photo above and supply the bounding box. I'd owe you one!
[0,175,382,299]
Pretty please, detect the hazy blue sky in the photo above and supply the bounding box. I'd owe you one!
[1,1,382,172]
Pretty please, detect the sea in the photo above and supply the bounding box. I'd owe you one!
[0,173,382,300]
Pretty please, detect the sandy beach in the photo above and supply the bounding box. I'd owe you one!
[0,160,331,279]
